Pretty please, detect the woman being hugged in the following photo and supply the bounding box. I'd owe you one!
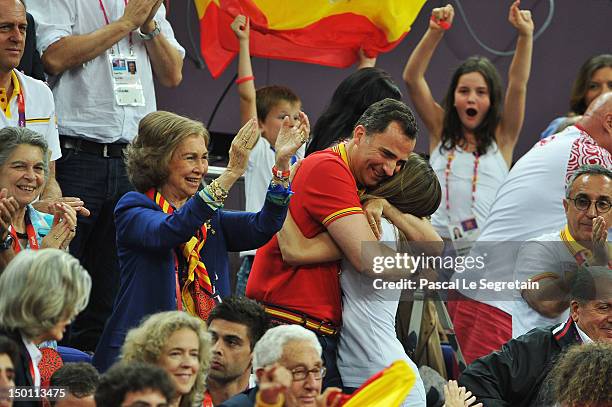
[403,1,533,241]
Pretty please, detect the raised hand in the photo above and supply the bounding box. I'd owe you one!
[257,365,292,405]
[430,4,454,31]
[0,189,19,241]
[508,0,534,36]
[226,118,259,178]
[231,15,250,41]
[274,111,310,171]
[443,380,483,407]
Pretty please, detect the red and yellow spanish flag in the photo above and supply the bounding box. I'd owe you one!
[195,0,427,78]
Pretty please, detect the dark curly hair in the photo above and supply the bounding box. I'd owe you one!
[307,68,402,155]
[207,297,268,350]
[440,56,503,156]
[95,362,176,407]
[547,342,612,407]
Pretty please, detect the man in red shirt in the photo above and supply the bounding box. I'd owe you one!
[247,98,418,388]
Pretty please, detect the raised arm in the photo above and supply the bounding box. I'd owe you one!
[356,47,377,69]
[496,0,534,164]
[278,212,342,265]
[231,15,257,125]
[402,5,453,152]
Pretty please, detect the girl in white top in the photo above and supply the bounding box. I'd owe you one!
[279,154,443,407]
[403,1,533,239]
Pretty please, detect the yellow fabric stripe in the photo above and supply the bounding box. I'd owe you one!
[2,71,20,118]
[264,308,336,335]
[25,118,51,123]
[249,0,426,41]
[322,207,363,226]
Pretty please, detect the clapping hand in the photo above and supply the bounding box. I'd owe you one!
[274,111,310,171]
[591,216,609,266]
[0,188,19,241]
[41,202,77,250]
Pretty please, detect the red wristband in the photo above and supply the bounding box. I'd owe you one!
[235,75,255,85]
[430,15,451,30]
[272,165,290,179]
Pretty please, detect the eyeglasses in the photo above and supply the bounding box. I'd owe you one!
[567,196,612,213]
[290,366,327,381]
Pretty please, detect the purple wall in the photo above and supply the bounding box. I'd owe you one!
[156,0,612,161]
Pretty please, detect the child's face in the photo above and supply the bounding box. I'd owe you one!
[259,100,302,146]
[453,71,491,132]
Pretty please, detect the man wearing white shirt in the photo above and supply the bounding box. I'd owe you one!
[513,165,612,338]
[450,93,612,364]
[28,0,185,351]
[0,0,63,209]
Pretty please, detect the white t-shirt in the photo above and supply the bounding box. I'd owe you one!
[241,136,304,256]
[29,1,185,143]
[459,126,612,314]
[338,220,426,407]
[430,142,508,238]
[1,70,61,161]
[511,231,575,338]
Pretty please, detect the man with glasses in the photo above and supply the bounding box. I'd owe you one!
[449,93,612,364]
[513,164,612,337]
[459,267,612,406]
[219,325,337,407]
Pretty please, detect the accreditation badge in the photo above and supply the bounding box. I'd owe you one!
[108,54,145,106]
[448,216,480,257]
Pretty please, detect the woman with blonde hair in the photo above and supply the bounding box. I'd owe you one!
[0,249,91,403]
[94,110,306,372]
[121,311,211,407]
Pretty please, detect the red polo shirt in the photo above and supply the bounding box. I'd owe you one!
[247,145,363,326]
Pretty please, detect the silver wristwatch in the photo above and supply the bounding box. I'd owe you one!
[137,20,161,40]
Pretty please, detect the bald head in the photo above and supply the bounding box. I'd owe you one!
[578,93,612,153]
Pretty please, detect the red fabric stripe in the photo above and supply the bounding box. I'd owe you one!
[199,3,408,78]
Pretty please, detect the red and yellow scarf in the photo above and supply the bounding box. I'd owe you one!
[146,189,218,320]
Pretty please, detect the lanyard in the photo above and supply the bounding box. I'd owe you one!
[444,149,480,217]
[17,89,25,127]
[98,0,133,55]
[9,207,39,252]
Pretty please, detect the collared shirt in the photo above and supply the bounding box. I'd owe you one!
[28,1,185,143]
[0,70,61,160]
[21,334,42,387]
[575,323,593,344]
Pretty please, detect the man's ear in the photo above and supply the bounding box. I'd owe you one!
[570,300,580,322]
[563,198,569,214]
[353,125,366,144]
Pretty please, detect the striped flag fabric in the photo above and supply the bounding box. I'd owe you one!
[195,0,427,78]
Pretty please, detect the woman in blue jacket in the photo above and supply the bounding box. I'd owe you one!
[94,110,308,372]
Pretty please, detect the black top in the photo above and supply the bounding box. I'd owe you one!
[17,13,46,82]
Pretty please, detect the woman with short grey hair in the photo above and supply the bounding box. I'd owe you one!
[0,127,77,268]
[0,249,91,394]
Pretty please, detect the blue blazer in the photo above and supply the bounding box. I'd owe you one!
[93,191,288,372]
